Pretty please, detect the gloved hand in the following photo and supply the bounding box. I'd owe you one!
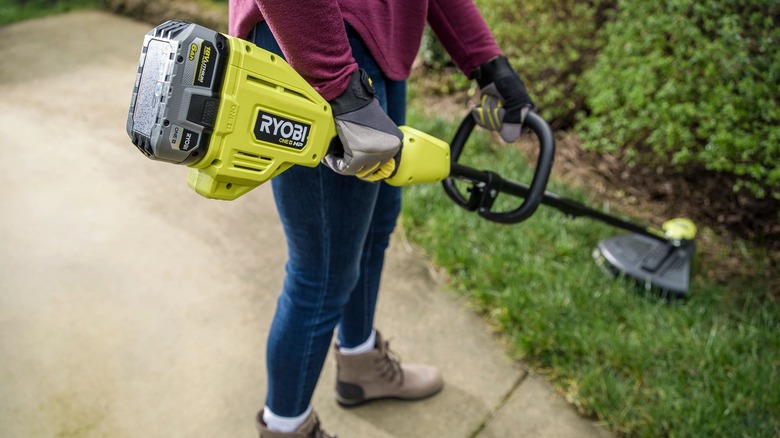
[324,69,403,182]
[470,56,535,143]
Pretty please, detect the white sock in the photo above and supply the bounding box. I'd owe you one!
[262,405,312,433]
[338,329,377,355]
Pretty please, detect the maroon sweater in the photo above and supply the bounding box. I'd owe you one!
[229,0,501,100]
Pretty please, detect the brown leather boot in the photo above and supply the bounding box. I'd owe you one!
[255,410,336,438]
[334,331,444,407]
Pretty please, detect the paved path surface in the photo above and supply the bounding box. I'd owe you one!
[0,11,613,438]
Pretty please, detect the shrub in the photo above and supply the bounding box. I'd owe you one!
[478,0,617,128]
[419,0,617,128]
[577,0,780,199]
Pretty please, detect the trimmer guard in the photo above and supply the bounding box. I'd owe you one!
[594,233,695,298]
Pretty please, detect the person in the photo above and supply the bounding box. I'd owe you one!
[228,1,535,436]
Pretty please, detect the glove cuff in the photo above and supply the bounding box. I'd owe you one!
[329,69,376,116]
[470,56,513,88]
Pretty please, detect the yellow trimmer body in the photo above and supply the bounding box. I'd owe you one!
[127,20,449,200]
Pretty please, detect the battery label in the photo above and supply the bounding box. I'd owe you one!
[254,111,310,149]
[194,40,216,87]
[133,38,173,136]
[170,124,200,151]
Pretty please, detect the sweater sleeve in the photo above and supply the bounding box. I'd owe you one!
[253,0,357,100]
[427,0,502,78]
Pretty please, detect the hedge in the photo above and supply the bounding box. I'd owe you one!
[577,0,780,199]
[421,0,778,200]
[417,0,616,128]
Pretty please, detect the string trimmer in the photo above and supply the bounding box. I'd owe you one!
[126,20,696,297]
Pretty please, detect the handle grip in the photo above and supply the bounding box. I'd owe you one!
[442,111,555,224]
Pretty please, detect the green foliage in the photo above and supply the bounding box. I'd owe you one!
[420,0,616,126]
[416,27,473,95]
[421,0,778,204]
[403,107,780,437]
[577,0,780,199]
[474,0,617,128]
[0,0,104,25]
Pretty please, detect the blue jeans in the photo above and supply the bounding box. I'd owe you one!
[253,22,407,417]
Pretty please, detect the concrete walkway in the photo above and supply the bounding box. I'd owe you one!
[0,11,612,438]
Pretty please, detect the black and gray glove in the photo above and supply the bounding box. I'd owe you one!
[470,56,535,143]
[324,69,403,182]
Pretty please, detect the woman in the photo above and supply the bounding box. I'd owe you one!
[228,1,534,436]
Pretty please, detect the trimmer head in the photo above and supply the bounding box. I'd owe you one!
[593,233,695,298]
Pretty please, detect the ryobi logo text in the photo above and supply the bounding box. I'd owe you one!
[169,125,200,152]
[254,111,310,149]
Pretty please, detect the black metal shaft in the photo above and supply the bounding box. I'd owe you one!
[448,162,665,242]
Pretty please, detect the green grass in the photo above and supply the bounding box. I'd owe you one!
[401,106,779,437]
[0,0,104,26]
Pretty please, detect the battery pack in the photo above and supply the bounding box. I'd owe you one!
[128,21,335,200]
[127,21,230,165]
